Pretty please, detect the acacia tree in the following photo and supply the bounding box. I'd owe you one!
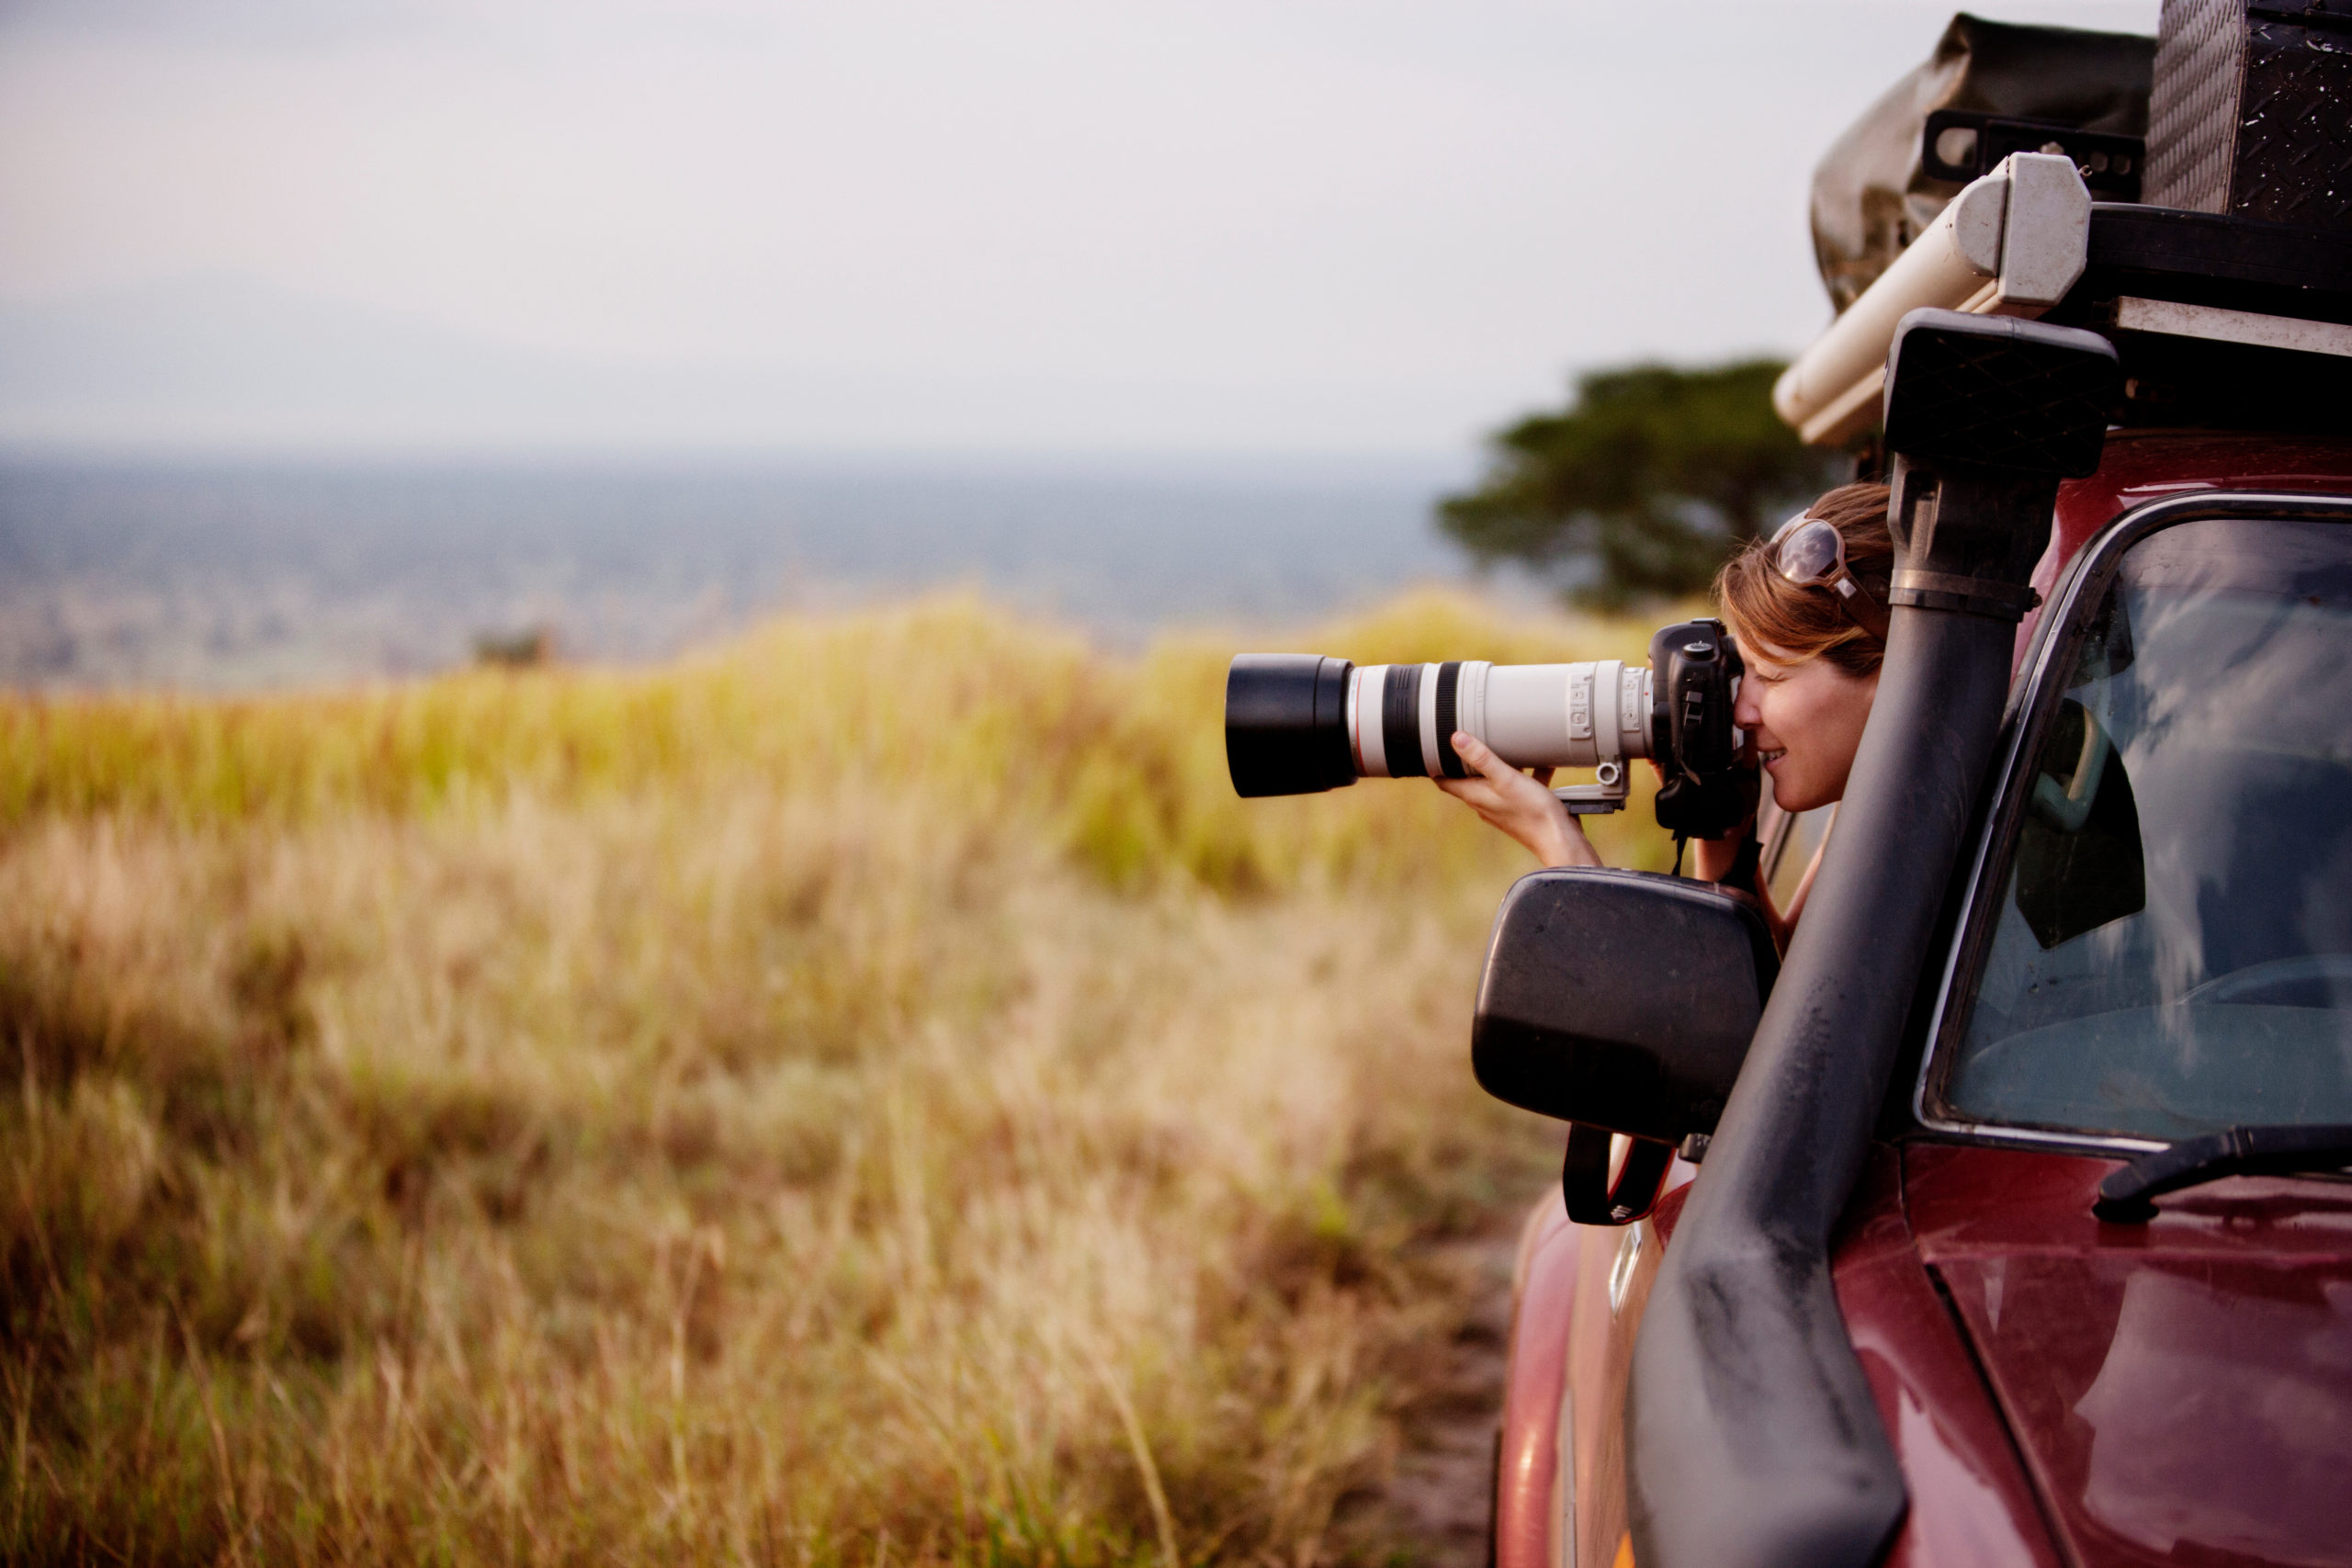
[1439,358,1841,610]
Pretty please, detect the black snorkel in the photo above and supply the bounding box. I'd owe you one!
[1624,310,2120,1568]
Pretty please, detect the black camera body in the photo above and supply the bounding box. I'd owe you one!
[1224,616,1758,841]
[1646,618,1758,841]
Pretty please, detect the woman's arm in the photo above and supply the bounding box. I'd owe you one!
[1767,830,1830,947]
[1434,731,1603,869]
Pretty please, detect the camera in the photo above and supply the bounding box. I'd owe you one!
[1224,619,1758,840]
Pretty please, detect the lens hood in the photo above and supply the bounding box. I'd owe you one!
[1225,654,1357,796]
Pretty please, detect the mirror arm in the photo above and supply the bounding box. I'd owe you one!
[1563,1124,1675,1225]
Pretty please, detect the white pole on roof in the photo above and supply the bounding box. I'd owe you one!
[1773,152,2093,446]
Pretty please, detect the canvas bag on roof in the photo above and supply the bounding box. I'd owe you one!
[1810,14,2153,314]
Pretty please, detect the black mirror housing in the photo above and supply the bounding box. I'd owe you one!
[1472,868,1778,1145]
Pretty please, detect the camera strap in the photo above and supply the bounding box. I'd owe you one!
[1671,826,1764,886]
[1726,828,1764,891]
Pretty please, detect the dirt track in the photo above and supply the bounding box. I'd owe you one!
[1352,1224,1521,1566]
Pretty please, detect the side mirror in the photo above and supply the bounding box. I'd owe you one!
[1473,868,1778,1148]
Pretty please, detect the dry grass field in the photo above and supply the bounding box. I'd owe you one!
[0,592,1662,1567]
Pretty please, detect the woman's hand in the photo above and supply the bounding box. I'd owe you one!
[1435,732,1602,868]
[1688,815,1758,887]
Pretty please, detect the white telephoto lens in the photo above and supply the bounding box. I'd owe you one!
[1346,660,1651,778]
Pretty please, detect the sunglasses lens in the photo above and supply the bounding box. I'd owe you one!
[1776,520,1843,583]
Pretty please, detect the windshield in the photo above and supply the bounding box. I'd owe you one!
[1938,515,2352,1143]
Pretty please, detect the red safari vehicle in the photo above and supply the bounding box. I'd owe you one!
[1475,9,2352,1566]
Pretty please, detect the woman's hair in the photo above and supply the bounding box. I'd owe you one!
[1715,480,1894,677]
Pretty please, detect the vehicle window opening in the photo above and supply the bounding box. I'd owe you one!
[1933,514,2352,1144]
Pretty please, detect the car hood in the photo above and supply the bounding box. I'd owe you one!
[1905,1145,2352,1568]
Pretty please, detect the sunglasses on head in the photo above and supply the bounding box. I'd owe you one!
[1767,513,1891,645]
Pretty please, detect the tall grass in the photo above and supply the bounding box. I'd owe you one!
[2,592,1660,1565]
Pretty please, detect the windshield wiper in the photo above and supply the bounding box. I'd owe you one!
[2095,1123,2352,1222]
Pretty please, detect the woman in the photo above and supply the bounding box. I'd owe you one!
[1437,481,1893,936]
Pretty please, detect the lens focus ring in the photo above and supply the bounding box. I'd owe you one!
[1382,665,1424,779]
[1432,662,1465,778]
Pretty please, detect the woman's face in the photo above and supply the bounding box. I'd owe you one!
[1733,640,1881,813]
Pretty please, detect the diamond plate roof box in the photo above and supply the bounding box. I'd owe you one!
[2143,0,2352,231]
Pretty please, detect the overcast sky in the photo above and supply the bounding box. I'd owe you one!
[0,0,2158,457]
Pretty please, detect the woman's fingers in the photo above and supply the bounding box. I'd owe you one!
[1441,733,1604,869]
[1451,730,1518,787]
[1432,774,1511,813]
[1452,735,1555,811]
[1434,739,1521,814]
[1432,736,1500,807]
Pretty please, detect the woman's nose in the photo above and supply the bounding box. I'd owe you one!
[1733,681,1763,731]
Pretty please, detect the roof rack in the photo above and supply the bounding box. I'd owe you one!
[1775,160,2352,446]
[1778,1,2352,445]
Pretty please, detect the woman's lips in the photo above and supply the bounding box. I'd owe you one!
[1759,747,1788,772]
